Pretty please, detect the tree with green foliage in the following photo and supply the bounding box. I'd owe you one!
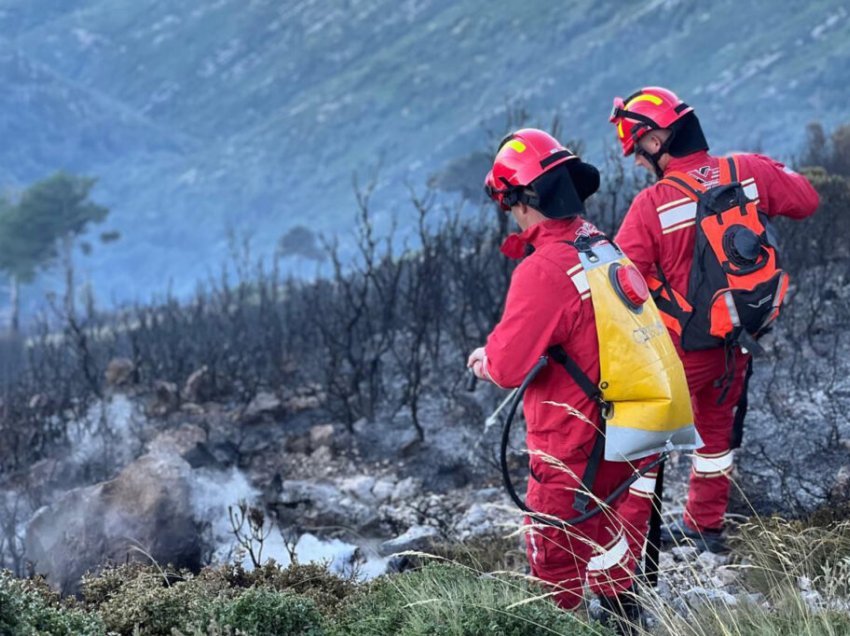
[0,172,114,328]
[0,195,55,333]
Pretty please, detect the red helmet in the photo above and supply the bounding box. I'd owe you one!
[609,87,695,157]
[484,128,599,219]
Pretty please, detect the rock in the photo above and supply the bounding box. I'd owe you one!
[309,424,335,450]
[745,592,766,606]
[148,424,207,456]
[149,380,179,415]
[473,487,503,501]
[105,358,135,387]
[683,586,738,608]
[379,525,440,557]
[393,429,422,458]
[183,366,212,403]
[286,433,311,455]
[280,480,342,507]
[831,465,850,499]
[25,452,201,594]
[277,479,379,532]
[455,503,488,535]
[352,418,369,435]
[391,477,421,502]
[801,590,824,608]
[244,391,283,422]
[180,402,206,415]
[671,545,700,561]
[696,550,728,568]
[283,386,325,413]
[711,566,739,588]
[339,475,377,503]
[148,425,220,469]
[371,479,396,503]
[28,393,50,410]
[310,445,333,464]
[210,440,240,466]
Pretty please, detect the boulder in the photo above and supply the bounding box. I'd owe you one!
[148,424,207,456]
[309,424,335,450]
[671,545,700,561]
[391,477,421,502]
[276,479,379,531]
[182,366,212,403]
[105,358,135,387]
[149,380,180,416]
[371,478,396,504]
[338,475,377,504]
[148,424,219,469]
[243,391,283,422]
[283,384,325,413]
[25,451,201,594]
[683,586,738,608]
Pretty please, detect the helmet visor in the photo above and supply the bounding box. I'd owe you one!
[484,170,513,212]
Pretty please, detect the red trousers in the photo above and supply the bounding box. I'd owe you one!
[620,346,751,559]
[525,454,641,609]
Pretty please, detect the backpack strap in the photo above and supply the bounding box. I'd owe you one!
[718,156,740,185]
[548,345,603,404]
[661,171,707,201]
[548,344,609,515]
[647,270,691,335]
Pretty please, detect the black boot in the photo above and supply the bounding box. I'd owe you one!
[597,592,643,636]
[659,516,728,553]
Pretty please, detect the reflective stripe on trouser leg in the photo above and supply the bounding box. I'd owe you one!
[587,532,629,573]
[619,472,657,563]
[528,527,540,566]
[628,472,657,499]
[692,450,734,477]
[586,531,635,598]
[686,450,733,531]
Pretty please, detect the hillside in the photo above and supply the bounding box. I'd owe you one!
[0,0,848,303]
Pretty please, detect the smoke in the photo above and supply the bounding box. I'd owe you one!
[67,394,144,475]
[189,466,389,579]
[189,466,258,563]
[1,391,392,585]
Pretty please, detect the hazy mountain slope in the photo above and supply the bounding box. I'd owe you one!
[0,0,847,303]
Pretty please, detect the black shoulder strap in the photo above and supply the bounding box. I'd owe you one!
[547,344,607,514]
[724,156,738,183]
[548,345,601,402]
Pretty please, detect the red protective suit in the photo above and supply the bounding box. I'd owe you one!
[614,151,818,538]
[483,217,640,609]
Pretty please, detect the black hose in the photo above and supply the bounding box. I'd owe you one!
[499,355,668,530]
[465,368,478,392]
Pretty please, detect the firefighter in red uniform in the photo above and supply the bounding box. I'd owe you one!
[609,87,819,551]
[468,128,644,628]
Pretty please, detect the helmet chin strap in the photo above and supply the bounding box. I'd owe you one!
[636,131,675,180]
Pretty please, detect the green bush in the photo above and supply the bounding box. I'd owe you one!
[91,567,226,635]
[0,570,105,636]
[81,561,349,635]
[200,560,357,615]
[215,587,327,635]
[332,563,606,636]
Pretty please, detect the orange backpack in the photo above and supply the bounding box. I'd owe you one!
[652,156,788,354]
